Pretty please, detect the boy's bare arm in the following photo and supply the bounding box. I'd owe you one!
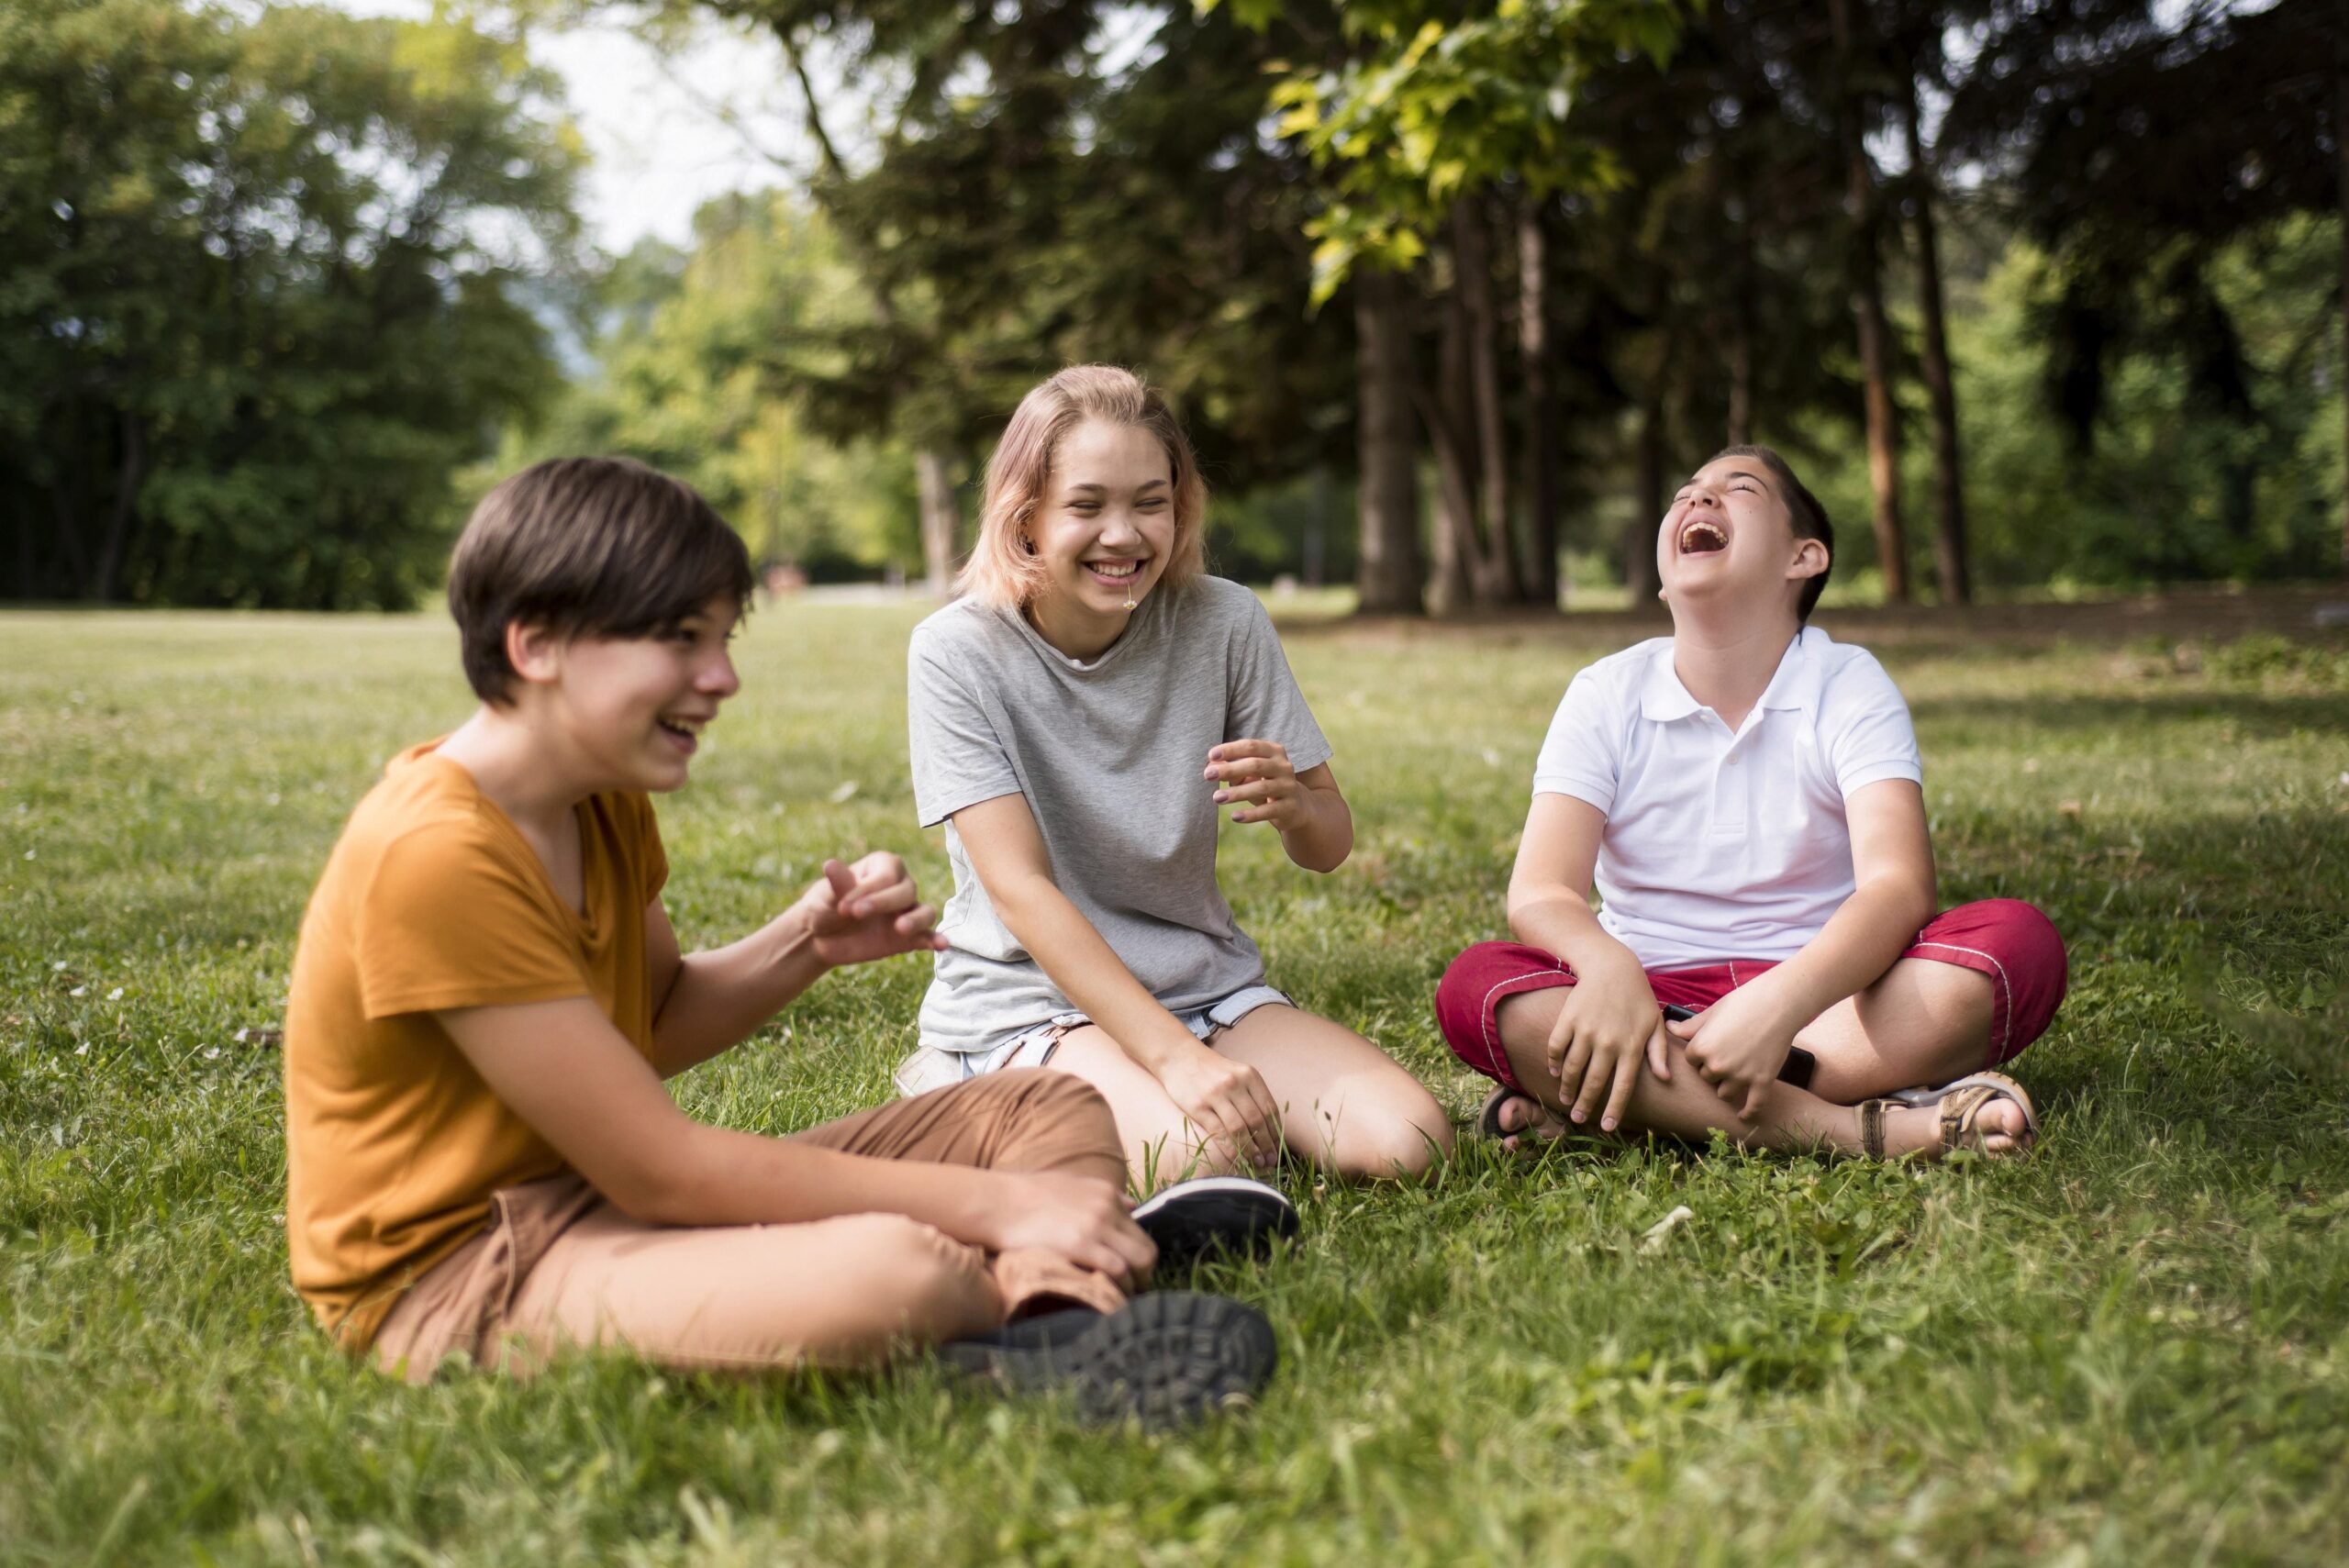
[644,854,946,1077]
[1675,779,1936,1113]
[1505,794,1674,1130]
[436,995,1152,1284]
[951,791,1284,1169]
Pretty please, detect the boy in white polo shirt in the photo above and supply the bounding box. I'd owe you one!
[1436,446,2065,1161]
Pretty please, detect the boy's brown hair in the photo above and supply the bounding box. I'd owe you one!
[448,456,754,703]
[1708,443,1833,621]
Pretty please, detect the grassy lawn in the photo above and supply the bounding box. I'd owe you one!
[4,595,2347,1565]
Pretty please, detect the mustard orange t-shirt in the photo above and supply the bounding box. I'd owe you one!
[283,741,667,1349]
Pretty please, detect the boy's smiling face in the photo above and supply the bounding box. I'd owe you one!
[1655,457,1827,622]
[519,594,743,795]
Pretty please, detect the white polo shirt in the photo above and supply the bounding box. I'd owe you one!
[1532,628,1923,970]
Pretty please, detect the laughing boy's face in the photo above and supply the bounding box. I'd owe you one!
[1655,457,1820,619]
[541,595,742,795]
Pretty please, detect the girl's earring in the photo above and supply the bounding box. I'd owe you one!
[1019,534,1036,556]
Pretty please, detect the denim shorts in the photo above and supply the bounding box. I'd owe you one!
[892,984,1291,1098]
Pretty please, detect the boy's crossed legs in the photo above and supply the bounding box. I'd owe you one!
[1440,899,2066,1160]
[373,1068,1130,1381]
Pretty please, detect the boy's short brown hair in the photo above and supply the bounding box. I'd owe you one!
[448,456,754,703]
[1709,443,1834,621]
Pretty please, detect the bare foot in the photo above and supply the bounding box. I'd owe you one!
[1486,1092,1570,1155]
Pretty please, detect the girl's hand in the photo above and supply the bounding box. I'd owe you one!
[1546,959,1675,1134]
[978,1172,1156,1290]
[1670,984,1803,1120]
[1207,740,1306,829]
[1157,1044,1284,1171]
[795,855,950,969]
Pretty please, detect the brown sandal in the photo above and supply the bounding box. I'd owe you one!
[1858,1072,2039,1160]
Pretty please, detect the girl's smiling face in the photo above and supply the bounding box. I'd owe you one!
[1026,417,1177,629]
[1655,456,1825,618]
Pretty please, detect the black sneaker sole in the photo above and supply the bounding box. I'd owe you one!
[1132,1177,1301,1272]
[941,1291,1278,1429]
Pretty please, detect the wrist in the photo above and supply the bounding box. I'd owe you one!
[766,902,832,975]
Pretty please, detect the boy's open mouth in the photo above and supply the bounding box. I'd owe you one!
[1678,518,1729,554]
[656,715,706,751]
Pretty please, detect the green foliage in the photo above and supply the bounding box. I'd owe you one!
[497,195,919,574]
[1227,0,1690,302]
[1796,219,2345,593]
[0,0,582,607]
[4,599,2349,1562]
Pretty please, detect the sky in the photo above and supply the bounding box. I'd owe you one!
[336,2,811,253]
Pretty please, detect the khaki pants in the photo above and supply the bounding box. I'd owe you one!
[372,1069,1128,1382]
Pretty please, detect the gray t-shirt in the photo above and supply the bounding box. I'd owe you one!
[907,574,1332,1054]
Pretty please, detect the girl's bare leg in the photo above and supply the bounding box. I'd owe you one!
[1038,1007,1457,1190]
[1043,1026,1237,1190]
[1213,1005,1455,1180]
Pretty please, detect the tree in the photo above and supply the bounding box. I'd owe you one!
[505,195,920,576]
[0,0,580,606]
[1247,0,1690,608]
[1943,0,2339,575]
[672,0,1353,594]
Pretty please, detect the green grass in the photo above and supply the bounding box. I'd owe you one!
[4,596,2347,1566]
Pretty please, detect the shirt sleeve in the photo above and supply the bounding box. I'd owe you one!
[907,631,1023,828]
[352,819,590,1019]
[1531,669,1621,814]
[1223,591,1332,773]
[1821,653,1924,795]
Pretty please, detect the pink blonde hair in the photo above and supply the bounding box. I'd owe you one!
[958,364,1209,608]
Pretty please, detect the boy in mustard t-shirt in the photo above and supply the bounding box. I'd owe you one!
[283,456,1276,1426]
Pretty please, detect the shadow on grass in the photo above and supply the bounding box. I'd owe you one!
[1912,688,2349,740]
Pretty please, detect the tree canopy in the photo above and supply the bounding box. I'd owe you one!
[0,0,581,606]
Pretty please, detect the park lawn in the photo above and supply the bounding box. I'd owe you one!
[2,597,2346,1567]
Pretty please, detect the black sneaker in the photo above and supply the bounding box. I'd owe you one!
[940,1291,1278,1429]
[1131,1175,1299,1272]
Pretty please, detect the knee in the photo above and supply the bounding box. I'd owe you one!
[823,1215,995,1340]
[1324,1083,1456,1182]
[1434,941,1523,1065]
[996,1065,1118,1133]
[2002,901,2069,996]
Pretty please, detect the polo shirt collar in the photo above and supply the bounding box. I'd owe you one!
[1639,628,1826,721]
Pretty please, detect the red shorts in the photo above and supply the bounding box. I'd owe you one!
[1434,898,2067,1093]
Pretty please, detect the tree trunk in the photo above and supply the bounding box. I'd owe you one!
[1831,0,1909,603]
[1629,390,1666,605]
[1353,267,1424,614]
[1452,198,1521,605]
[1519,203,1561,607]
[916,447,959,598]
[91,412,144,605]
[1729,181,1755,448]
[2338,17,2349,579]
[1904,75,1969,606]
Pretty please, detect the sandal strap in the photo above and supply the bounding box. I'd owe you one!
[1938,1084,2001,1152]
[1858,1099,1887,1160]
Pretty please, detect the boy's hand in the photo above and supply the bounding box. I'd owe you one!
[796,854,949,968]
[1546,957,1674,1133]
[979,1172,1156,1291]
[1670,984,1802,1120]
[1207,740,1307,829]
